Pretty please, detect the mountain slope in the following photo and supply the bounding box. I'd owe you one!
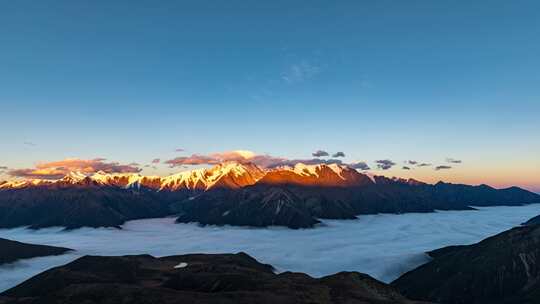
[176,187,322,228]
[392,223,540,304]
[0,238,72,265]
[0,187,175,229]
[0,252,430,304]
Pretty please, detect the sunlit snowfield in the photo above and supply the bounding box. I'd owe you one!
[2,204,540,292]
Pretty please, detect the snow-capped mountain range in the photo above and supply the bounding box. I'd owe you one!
[0,162,382,191]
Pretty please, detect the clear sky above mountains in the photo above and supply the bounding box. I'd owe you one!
[1,1,539,192]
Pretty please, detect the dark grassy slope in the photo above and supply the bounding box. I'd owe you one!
[0,238,72,265]
[523,214,540,225]
[0,252,430,304]
[392,222,540,304]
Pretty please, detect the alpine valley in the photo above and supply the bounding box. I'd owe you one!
[1,162,538,230]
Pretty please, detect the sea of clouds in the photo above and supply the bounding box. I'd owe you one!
[2,204,540,292]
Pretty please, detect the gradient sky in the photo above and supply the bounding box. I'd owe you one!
[1,1,539,192]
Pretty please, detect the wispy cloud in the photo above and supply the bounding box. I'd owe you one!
[151,158,161,164]
[23,141,36,146]
[375,159,396,170]
[406,160,418,165]
[402,166,411,170]
[282,61,321,84]
[417,163,432,167]
[8,158,141,180]
[175,148,185,152]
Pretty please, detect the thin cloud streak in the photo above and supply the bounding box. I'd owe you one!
[435,165,452,171]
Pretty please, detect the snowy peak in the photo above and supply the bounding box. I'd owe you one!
[160,162,265,191]
[0,179,53,190]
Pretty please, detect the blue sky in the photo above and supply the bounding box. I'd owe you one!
[1,1,539,191]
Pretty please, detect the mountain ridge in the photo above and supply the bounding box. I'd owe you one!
[1,162,539,230]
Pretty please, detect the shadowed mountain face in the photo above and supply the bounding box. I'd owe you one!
[176,181,540,228]
[1,162,539,229]
[0,238,72,265]
[392,222,540,304]
[0,187,180,229]
[0,252,430,304]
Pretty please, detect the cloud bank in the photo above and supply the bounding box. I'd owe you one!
[164,150,288,168]
[8,158,142,179]
[163,150,372,171]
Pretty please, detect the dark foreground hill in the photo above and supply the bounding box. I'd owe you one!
[0,238,72,265]
[0,252,430,304]
[392,221,540,304]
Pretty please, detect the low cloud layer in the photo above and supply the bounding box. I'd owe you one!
[375,159,396,170]
[1,204,537,293]
[8,158,142,180]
